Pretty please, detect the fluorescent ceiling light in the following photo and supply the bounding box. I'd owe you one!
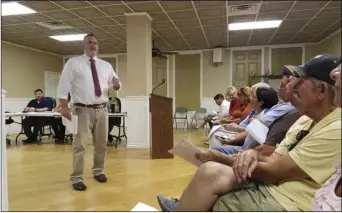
[228,20,282,31]
[1,2,36,16]
[50,34,87,42]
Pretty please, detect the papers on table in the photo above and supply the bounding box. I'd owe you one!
[131,202,158,211]
[246,119,269,144]
[62,115,78,134]
[168,139,202,167]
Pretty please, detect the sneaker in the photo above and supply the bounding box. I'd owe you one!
[157,195,179,212]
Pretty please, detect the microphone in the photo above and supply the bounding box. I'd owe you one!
[152,78,166,94]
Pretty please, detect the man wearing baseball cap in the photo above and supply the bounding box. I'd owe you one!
[156,55,341,212]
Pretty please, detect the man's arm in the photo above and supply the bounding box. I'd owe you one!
[109,64,121,91]
[250,153,309,184]
[222,132,247,146]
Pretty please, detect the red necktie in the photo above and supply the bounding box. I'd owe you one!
[89,59,102,97]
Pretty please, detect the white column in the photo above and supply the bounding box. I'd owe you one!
[1,89,9,211]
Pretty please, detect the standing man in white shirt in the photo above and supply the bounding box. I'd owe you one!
[57,33,121,191]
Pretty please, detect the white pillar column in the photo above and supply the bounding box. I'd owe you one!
[1,89,9,211]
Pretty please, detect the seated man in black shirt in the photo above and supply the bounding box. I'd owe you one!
[22,89,54,143]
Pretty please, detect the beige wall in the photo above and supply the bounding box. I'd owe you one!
[202,50,230,97]
[2,42,63,98]
[271,47,302,74]
[175,54,201,111]
[305,30,341,62]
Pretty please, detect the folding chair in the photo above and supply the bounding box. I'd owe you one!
[174,107,188,129]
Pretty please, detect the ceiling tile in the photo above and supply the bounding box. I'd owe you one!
[152,21,175,30]
[183,33,206,41]
[206,30,226,39]
[101,25,126,33]
[112,15,126,24]
[197,7,226,18]
[194,1,226,8]
[287,9,319,19]
[96,32,117,39]
[259,1,294,13]
[173,19,199,28]
[18,13,54,22]
[62,19,92,28]
[310,17,341,26]
[249,37,270,45]
[102,38,124,44]
[252,28,277,34]
[170,42,189,50]
[228,1,261,6]
[17,23,50,31]
[55,29,84,35]
[162,34,185,42]
[201,17,226,26]
[76,26,107,34]
[178,26,203,35]
[204,25,226,35]
[155,28,180,36]
[149,12,169,22]
[70,7,105,18]
[229,37,249,46]
[160,1,193,11]
[327,19,342,31]
[1,16,29,24]
[126,2,162,13]
[229,15,256,23]
[269,37,289,44]
[257,12,287,21]
[55,1,91,9]
[310,30,338,42]
[86,17,118,26]
[316,8,342,18]
[98,4,132,16]
[277,25,304,33]
[209,37,227,48]
[229,31,251,38]
[42,10,79,20]
[88,1,121,6]
[111,31,126,41]
[20,1,62,12]
[292,1,329,10]
[303,24,330,31]
[167,10,197,20]
[2,32,22,39]
[326,1,341,8]
[271,32,296,41]
[2,25,28,33]
[33,30,61,37]
[282,18,310,26]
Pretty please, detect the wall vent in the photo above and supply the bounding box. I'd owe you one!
[36,21,72,30]
[228,3,261,16]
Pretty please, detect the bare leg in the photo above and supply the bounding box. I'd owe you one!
[176,161,236,211]
[199,117,213,128]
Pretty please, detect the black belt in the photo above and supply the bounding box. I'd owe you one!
[74,103,107,109]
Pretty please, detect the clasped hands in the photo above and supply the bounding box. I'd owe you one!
[195,148,259,182]
[24,107,35,112]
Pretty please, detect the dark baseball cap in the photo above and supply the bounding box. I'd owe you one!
[282,54,341,85]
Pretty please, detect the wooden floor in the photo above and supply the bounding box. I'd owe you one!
[6,128,208,211]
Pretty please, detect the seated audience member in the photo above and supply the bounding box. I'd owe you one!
[212,68,300,154]
[225,86,240,116]
[199,94,230,129]
[218,86,253,125]
[22,89,54,143]
[156,54,341,212]
[209,86,278,149]
[312,61,341,211]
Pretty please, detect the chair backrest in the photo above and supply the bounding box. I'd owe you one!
[174,107,188,118]
[195,108,207,119]
[112,97,122,113]
[45,97,57,109]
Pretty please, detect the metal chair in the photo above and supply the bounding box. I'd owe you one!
[37,97,56,145]
[174,107,188,129]
[190,108,207,127]
[108,97,126,148]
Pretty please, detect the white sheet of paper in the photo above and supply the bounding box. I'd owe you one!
[208,125,222,138]
[62,115,78,134]
[169,139,202,167]
[246,119,269,144]
[131,202,158,211]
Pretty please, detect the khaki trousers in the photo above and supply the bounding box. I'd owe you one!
[70,106,108,184]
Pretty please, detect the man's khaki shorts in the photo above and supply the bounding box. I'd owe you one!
[213,181,286,211]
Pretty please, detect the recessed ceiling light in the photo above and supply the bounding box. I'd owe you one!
[1,2,36,16]
[49,34,87,42]
[228,20,282,31]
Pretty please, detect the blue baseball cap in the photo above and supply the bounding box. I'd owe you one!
[283,54,341,85]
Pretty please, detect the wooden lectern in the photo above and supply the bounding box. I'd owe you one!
[150,93,174,159]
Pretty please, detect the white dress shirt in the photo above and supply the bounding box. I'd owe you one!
[217,99,230,118]
[57,54,120,105]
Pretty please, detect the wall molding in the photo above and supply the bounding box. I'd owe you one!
[2,41,62,57]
